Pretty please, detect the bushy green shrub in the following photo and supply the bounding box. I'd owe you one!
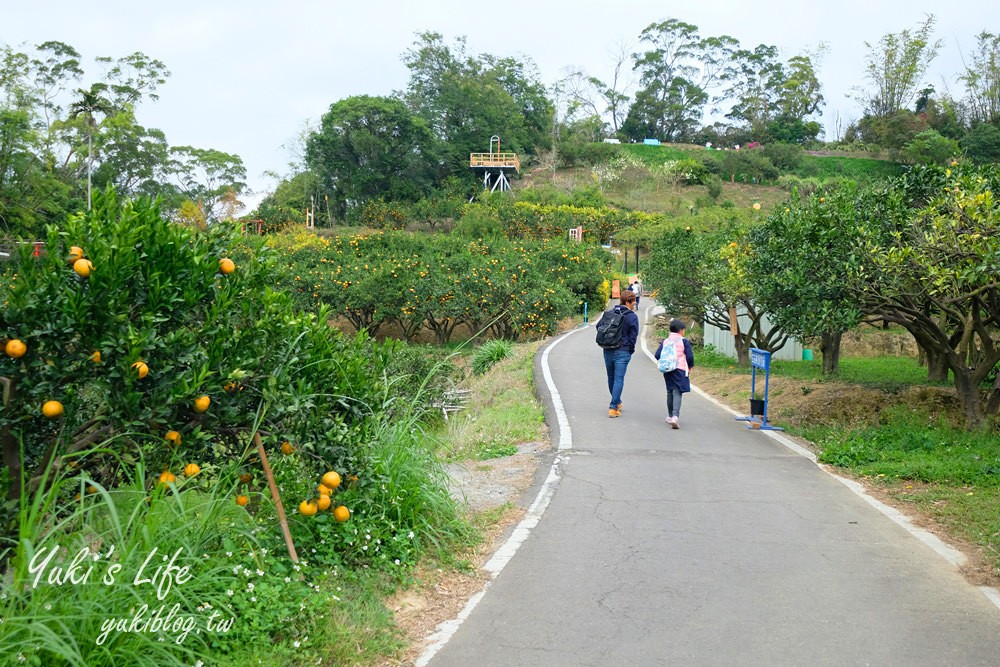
[471,339,514,375]
[761,143,805,171]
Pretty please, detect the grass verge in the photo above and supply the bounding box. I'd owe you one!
[433,341,547,462]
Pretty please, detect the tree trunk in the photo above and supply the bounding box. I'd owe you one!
[954,371,984,430]
[734,334,750,367]
[820,331,842,375]
[926,350,949,382]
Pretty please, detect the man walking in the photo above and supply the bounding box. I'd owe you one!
[600,290,639,418]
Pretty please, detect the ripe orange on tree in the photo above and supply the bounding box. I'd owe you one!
[158,471,176,485]
[5,339,27,358]
[131,361,149,379]
[223,380,238,393]
[322,471,341,490]
[235,495,249,507]
[317,483,332,496]
[280,441,295,455]
[164,430,182,446]
[298,500,318,516]
[317,494,332,511]
[193,395,211,413]
[184,463,201,477]
[218,258,235,275]
[73,258,93,277]
[67,246,84,262]
[332,505,350,522]
[89,350,101,363]
[42,400,64,419]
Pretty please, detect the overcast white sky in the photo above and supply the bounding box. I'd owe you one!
[2,1,995,209]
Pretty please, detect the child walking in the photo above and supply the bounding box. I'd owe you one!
[655,319,695,429]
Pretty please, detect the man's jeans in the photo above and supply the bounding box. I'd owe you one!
[603,348,632,409]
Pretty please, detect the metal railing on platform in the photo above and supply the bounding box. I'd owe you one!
[469,152,521,172]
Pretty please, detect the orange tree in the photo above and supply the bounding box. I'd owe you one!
[270,229,610,342]
[0,191,440,548]
[847,163,1000,429]
[0,191,473,664]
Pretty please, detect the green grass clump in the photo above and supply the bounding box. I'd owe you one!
[471,339,515,375]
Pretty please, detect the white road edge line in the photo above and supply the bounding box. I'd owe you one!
[643,305,1000,609]
[415,325,582,666]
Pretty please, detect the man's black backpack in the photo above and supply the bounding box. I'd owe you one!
[595,308,626,349]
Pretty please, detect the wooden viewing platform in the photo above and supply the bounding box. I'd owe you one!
[469,152,520,172]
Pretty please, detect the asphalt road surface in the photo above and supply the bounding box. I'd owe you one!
[423,303,1000,667]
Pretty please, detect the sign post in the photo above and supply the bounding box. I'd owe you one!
[736,348,783,431]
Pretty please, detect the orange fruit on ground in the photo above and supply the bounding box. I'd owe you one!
[752,202,761,210]
[5,339,27,358]
[131,361,149,379]
[184,463,201,477]
[280,441,295,455]
[164,430,182,446]
[42,400,64,418]
[235,495,249,507]
[298,500,318,516]
[317,483,332,496]
[239,473,253,484]
[89,350,101,363]
[316,494,332,511]
[322,471,341,490]
[218,258,235,275]
[67,246,84,262]
[73,258,93,277]
[193,395,211,413]
[332,505,350,522]
[158,471,176,485]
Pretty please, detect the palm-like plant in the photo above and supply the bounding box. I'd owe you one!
[68,82,115,209]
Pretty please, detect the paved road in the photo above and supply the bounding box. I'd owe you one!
[424,303,1000,667]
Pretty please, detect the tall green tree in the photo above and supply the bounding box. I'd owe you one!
[401,32,552,176]
[855,15,942,117]
[305,95,438,219]
[721,44,785,137]
[623,19,737,142]
[960,31,1000,126]
[166,146,247,222]
[67,82,115,209]
[748,188,864,374]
